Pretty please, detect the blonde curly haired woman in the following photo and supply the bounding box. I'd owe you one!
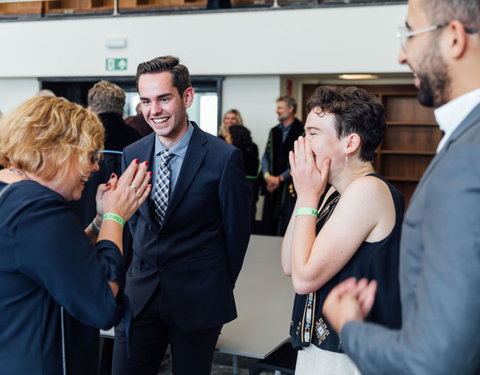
[0,96,151,375]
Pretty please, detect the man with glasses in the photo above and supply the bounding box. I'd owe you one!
[322,0,480,374]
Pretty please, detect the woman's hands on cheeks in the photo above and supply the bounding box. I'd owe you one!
[289,136,330,208]
[101,159,152,222]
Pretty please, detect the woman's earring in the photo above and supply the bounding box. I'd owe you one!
[345,154,349,166]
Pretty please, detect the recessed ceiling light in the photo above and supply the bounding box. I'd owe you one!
[338,74,379,80]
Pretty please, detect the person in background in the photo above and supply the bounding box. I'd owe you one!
[0,95,151,375]
[226,124,259,231]
[282,86,403,375]
[261,95,304,236]
[88,80,141,151]
[112,56,251,375]
[322,1,480,374]
[125,102,154,137]
[68,83,142,374]
[218,108,244,140]
[36,88,56,97]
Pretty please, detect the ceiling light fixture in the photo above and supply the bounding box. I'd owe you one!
[338,74,379,80]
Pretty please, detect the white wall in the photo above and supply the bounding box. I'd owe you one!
[0,5,408,78]
[0,4,411,132]
[0,78,39,115]
[222,75,281,153]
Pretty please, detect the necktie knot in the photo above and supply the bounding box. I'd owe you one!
[160,150,174,166]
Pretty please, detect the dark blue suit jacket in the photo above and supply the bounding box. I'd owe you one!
[122,123,251,331]
[0,181,126,375]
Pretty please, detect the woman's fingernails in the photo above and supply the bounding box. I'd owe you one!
[110,173,116,179]
[148,171,153,177]
[105,183,111,187]
[145,161,149,167]
[134,159,139,164]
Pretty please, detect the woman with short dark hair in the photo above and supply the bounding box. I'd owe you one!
[282,86,403,374]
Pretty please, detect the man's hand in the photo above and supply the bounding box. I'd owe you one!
[322,277,377,334]
[265,175,281,192]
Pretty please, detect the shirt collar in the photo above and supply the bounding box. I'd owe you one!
[154,122,194,158]
[281,120,294,129]
[435,88,480,152]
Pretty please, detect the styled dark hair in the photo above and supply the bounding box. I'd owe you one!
[307,86,386,162]
[277,95,297,114]
[228,125,254,150]
[136,56,191,96]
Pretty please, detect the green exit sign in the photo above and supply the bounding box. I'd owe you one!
[106,58,127,71]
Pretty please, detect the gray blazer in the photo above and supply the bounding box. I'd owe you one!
[341,103,480,374]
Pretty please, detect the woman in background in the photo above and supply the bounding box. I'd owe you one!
[0,96,151,375]
[226,125,259,229]
[282,86,403,374]
[218,108,244,140]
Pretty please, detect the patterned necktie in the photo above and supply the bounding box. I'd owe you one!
[154,150,174,226]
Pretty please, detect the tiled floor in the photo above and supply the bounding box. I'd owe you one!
[100,340,279,374]
[157,350,277,375]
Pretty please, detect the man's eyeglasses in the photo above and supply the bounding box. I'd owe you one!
[397,23,478,49]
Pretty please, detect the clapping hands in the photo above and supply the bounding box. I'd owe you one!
[322,277,378,334]
[96,159,152,223]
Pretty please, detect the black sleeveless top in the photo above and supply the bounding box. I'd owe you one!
[290,174,404,352]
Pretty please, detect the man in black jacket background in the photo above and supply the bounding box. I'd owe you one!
[88,80,141,151]
[261,95,304,236]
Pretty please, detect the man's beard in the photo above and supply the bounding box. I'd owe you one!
[416,40,450,108]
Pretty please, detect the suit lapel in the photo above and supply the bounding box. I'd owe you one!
[162,124,207,225]
[410,102,480,205]
[135,133,157,222]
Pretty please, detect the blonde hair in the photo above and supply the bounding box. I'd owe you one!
[218,109,244,138]
[0,96,104,181]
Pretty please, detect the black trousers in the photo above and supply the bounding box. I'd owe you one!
[112,286,222,375]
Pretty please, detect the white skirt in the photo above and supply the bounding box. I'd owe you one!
[295,345,361,375]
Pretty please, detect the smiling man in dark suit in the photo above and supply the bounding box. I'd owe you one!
[112,56,251,375]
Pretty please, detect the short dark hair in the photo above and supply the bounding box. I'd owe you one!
[88,80,125,115]
[136,56,191,96]
[422,0,480,30]
[277,95,297,114]
[307,86,386,162]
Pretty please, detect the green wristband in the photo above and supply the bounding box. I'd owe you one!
[263,172,271,179]
[103,213,125,228]
[295,207,319,218]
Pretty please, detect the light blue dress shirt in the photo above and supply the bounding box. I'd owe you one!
[151,122,194,199]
